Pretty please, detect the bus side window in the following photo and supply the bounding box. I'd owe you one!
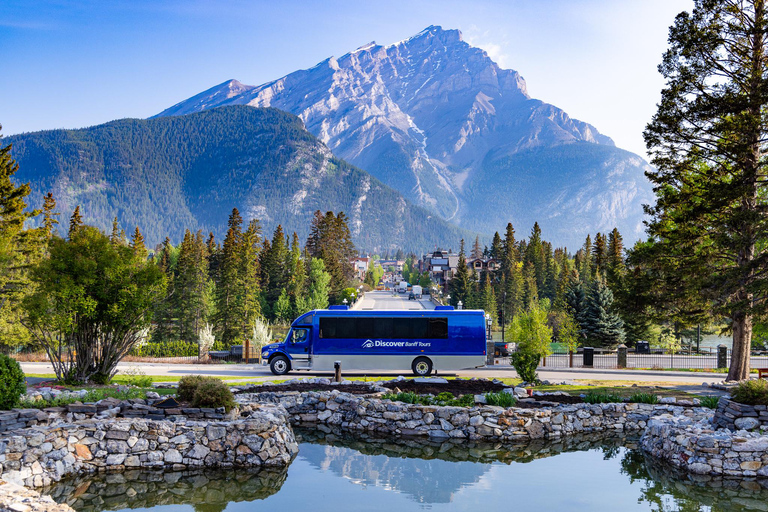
[374,318,394,339]
[428,318,448,338]
[357,317,375,338]
[320,318,337,339]
[411,318,428,339]
[337,318,356,338]
[393,319,410,339]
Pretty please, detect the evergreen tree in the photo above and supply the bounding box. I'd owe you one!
[130,226,148,260]
[564,273,588,337]
[471,236,483,260]
[307,257,331,310]
[606,228,625,291]
[263,225,289,308]
[41,193,59,238]
[499,223,523,321]
[582,278,625,348]
[641,0,768,380]
[274,288,292,324]
[525,222,546,294]
[480,275,498,326]
[214,208,244,344]
[286,232,306,317]
[69,206,83,237]
[239,219,262,336]
[450,239,473,308]
[579,235,592,284]
[592,232,607,279]
[306,211,356,303]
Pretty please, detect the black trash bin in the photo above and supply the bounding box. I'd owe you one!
[636,341,650,354]
[583,347,594,367]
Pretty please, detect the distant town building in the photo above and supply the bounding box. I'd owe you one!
[350,257,370,280]
[418,251,459,288]
[467,258,500,273]
[379,259,405,272]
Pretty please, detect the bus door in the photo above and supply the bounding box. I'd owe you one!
[286,327,312,367]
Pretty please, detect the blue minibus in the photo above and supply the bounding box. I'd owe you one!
[260,306,487,376]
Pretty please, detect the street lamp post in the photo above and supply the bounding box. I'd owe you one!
[457,300,463,310]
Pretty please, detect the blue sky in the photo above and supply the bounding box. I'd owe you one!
[1,0,691,158]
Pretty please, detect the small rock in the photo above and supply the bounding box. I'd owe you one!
[735,417,760,431]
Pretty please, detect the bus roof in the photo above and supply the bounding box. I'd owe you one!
[291,308,486,326]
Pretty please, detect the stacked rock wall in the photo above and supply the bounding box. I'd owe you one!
[238,390,711,441]
[641,417,768,478]
[712,397,768,431]
[0,404,298,489]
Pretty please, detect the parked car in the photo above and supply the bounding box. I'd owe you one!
[408,292,416,300]
[494,342,513,357]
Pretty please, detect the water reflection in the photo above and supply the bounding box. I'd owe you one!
[44,429,768,512]
[42,467,287,512]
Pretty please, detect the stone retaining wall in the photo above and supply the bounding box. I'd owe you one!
[0,404,298,489]
[0,401,234,434]
[238,390,712,441]
[712,397,768,431]
[641,416,768,478]
[0,481,74,512]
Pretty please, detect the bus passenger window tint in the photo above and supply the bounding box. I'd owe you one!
[411,318,428,338]
[393,319,410,339]
[428,318,448,338]
[357,317,375,338]
[319,318,336,339]
[374,318,393,339]
[337,318,356,338]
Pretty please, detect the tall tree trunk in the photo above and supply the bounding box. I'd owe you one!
[728,310,753,381]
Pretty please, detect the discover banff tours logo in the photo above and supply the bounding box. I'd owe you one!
[361,339,431,348]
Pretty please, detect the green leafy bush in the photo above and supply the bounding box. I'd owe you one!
[730,379,768,406]
[511,351,540,383]
[485,392,517,408]
[583,391,624,404]
[192,380,237,411]
[0,354,26,410]
[629,393,659,404]
[177,375,216,402]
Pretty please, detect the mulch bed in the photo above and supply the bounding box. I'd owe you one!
[236,383,375,395]
[383,379,506,396]
[513,394,584,409]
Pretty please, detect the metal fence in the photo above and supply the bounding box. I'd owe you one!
[496,347,768,371]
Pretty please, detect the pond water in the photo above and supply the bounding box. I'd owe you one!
[45,428,768,512]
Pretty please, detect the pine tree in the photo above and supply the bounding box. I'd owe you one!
[606,228,625,292]
[306,211,356,303]
[579,235,592,284]
[582,278,625,348]
[214,208,244,344]
[593,232,607,279]
[239,219,262,335]
[480,276,498,326]
[263,225,289,309]
[274,288,292,324]
[69,206,83,237]
[449,239,473,308]
[307,257,331,310]
[641,0,768,380]
[287,232,306,318]
[41,193,59,238]
[471,236,483,260]
[131,226,148,260]
[500,223,523,321]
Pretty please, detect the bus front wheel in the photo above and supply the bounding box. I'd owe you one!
[411,357,433,376]
[270,355,291,376]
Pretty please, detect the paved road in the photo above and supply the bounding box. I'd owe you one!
[20,360,729,385]
[353,290,435,310]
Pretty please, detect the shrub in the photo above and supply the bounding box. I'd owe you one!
[122,367,153,388]
[511,351,540,383]
[192,380,237,411]
[178,375,216,402]
[0,354,26,410]
[699,396,720,409]
[382,391,474,407]
[583,391,623,404]
[130,341,198,358]
[485,392,517,408]
[629,393,659,404]
[730,379,768,406]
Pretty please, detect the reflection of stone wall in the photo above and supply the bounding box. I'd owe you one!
[238,390,712,442]
[41,467,288,512]
[0,404,298,489]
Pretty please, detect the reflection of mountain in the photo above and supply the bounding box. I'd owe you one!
[42,467,288,512]
[296,428,634,504]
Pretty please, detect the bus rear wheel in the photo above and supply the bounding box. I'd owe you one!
[411,357,433,376]
[270,355,291,376]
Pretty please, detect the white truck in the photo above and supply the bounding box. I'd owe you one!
[411,285,423,298]
[397,281,408,293]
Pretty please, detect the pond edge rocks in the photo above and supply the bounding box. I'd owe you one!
[0,404,298,490]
